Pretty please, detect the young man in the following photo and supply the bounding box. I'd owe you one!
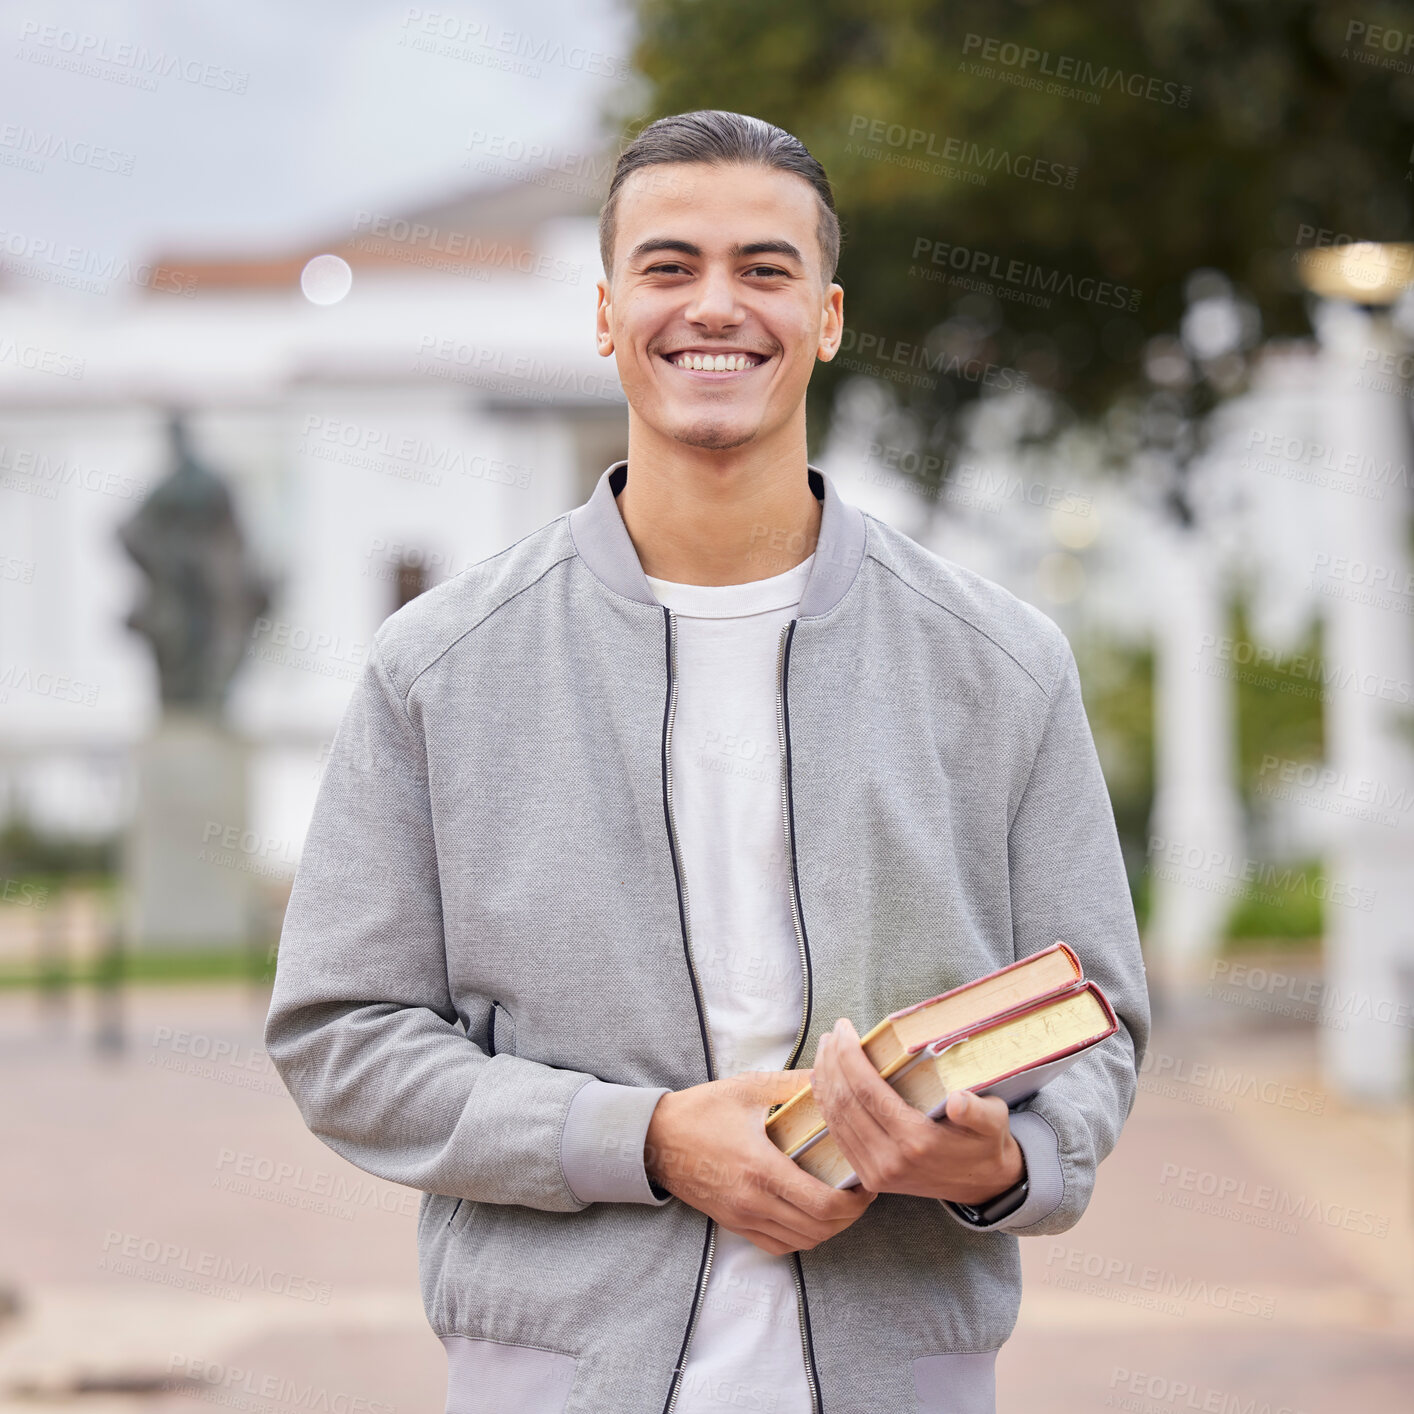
[264,111,1149,1414]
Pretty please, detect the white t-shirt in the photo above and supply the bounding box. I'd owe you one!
[644,553,816,1414]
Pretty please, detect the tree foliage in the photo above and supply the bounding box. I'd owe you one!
[609,0,1414,456]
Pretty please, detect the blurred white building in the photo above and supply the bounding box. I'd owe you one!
[0,177,628,868]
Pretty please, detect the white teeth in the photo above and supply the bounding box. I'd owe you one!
[671,352,762,370]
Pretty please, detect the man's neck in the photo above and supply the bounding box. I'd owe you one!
[614,434,822,587]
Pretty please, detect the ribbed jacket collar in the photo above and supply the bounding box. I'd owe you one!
[567,459,866,618]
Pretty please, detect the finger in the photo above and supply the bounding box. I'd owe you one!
[817,1026,906,1142]
[742,1198,869,1251]
[759,1144,877,1223]
[943,1089,1009,1135]
[812,1031,894,1186]
[749,1153,876,1241]
[741,1233,795,1258]
[723,1211,817,1250]
[741,1188,844,1248]
[728,1068,815,1109]
[718,1217,804,1256]
[831,1021,925,1134]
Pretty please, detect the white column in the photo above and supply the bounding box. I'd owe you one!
[1312,304,1414,1100]
[1146,522,1245,1004]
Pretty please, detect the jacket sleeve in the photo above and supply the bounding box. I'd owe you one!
[942,636,1151,1236]
[263,638,671,1212]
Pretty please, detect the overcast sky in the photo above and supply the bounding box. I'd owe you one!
[2,0,639,275]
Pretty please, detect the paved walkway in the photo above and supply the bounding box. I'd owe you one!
[0,978,1409,1413]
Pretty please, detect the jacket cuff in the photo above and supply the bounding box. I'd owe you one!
[941,1107,1065,1233]
[560,1079,673,1206]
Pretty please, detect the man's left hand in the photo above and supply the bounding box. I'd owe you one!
[811,1017,1026,1205]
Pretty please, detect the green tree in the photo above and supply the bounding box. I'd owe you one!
[610,0,1414,464]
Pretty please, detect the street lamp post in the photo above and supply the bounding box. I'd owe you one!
[1296,244,1414,1102]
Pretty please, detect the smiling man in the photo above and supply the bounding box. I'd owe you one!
[265,111,1150,1414]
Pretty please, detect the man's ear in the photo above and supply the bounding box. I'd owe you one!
[595,277,614,356]
[817,281,845,361]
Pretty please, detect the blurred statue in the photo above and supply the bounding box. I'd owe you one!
[118,412,270,713]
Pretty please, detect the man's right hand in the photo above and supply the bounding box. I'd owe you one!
[644,1069,877,1256]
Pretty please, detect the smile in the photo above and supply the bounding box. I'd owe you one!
[660,349,770,375]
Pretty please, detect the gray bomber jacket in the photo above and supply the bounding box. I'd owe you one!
[264,460,1151,1414]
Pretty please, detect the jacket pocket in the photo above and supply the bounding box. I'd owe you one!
[447,1197,479,1236]
[489,1000,517,1057]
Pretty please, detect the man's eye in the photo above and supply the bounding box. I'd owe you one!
[746,266,789,278]
[646,263,689,275]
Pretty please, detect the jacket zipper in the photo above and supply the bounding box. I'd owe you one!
[658,609,824,1414]
[660,606,719,1414]
[777,617,822,1414]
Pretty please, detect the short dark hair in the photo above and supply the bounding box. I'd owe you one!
[598,110,841,286]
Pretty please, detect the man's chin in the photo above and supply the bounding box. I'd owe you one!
[668,417,759,451]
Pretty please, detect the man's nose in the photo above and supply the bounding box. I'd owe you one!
[684,267,744,327]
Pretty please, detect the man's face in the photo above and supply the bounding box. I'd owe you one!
[595,162,843,452]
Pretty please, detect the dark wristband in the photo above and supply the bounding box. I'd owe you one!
[953,1171,1029,1226]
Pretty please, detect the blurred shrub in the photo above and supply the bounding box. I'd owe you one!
[0,817,118,885]
[1076,634,1155,921]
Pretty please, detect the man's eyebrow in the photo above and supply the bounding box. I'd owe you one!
[626,238,805,264]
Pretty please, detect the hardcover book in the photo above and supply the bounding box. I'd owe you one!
[764,941,1085,1157]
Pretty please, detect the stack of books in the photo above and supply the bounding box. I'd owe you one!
[765,942,1116,1189]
